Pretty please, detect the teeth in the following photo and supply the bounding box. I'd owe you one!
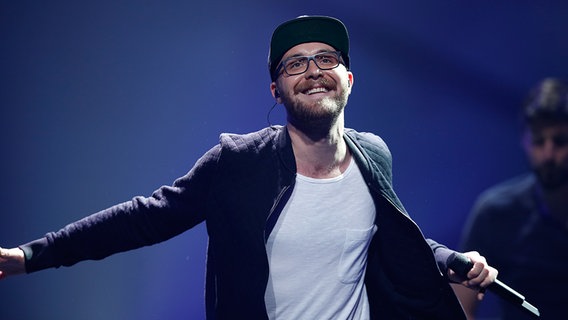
[306,87,327,95]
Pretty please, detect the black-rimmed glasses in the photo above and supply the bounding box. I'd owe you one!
[275,51,343,77]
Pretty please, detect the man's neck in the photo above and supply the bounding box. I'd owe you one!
[287,121,351,179]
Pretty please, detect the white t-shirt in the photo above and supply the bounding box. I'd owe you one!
[265,159,377,319]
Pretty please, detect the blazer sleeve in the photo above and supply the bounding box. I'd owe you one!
[20,144,222,273]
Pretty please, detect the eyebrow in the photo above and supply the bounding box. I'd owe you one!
[283,49,335,60]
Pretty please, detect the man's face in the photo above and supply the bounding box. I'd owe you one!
[523,121,568,190]
[271,42,353,130]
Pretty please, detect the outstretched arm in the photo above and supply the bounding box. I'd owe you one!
[0,247,26,280]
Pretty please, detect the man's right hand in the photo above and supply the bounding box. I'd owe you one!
[0,247,26,280]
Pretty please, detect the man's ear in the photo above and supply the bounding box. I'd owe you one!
[270,82,281,103]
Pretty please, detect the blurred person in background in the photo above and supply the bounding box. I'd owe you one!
[455,77,568,319]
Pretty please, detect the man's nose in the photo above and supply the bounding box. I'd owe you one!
[542,139,558,160]
[304,58,322,78]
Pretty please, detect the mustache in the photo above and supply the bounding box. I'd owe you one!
[295,79,335,93]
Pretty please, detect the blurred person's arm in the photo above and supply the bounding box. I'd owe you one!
[452,283,480,319]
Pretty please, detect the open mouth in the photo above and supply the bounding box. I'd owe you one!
[305,87,329,95]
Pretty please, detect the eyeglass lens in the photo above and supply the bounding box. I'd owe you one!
[283,52,340,76]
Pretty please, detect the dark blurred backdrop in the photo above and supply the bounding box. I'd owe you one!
[2,1,567,319]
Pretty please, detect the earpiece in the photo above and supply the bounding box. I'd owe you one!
[274,89,280,98]
[347,79,351,87]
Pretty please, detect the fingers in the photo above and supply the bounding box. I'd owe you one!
[469,264,498,289]
[465,264,490,301]
[461,251,498,291]
[448,250,499,302]
[466,262,488,285]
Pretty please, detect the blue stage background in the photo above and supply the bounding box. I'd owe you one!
[1,1,567,319]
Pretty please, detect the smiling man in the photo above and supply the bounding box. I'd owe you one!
[0,15,496,319]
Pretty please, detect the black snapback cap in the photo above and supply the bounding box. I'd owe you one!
[268,15,350,81]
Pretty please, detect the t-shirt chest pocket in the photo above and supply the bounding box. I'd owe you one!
[338,224,377,283]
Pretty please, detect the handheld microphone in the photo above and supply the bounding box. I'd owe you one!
[447,252,540,318]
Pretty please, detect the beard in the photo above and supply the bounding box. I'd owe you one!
[533,161,568,191]
[281,80,349,133]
